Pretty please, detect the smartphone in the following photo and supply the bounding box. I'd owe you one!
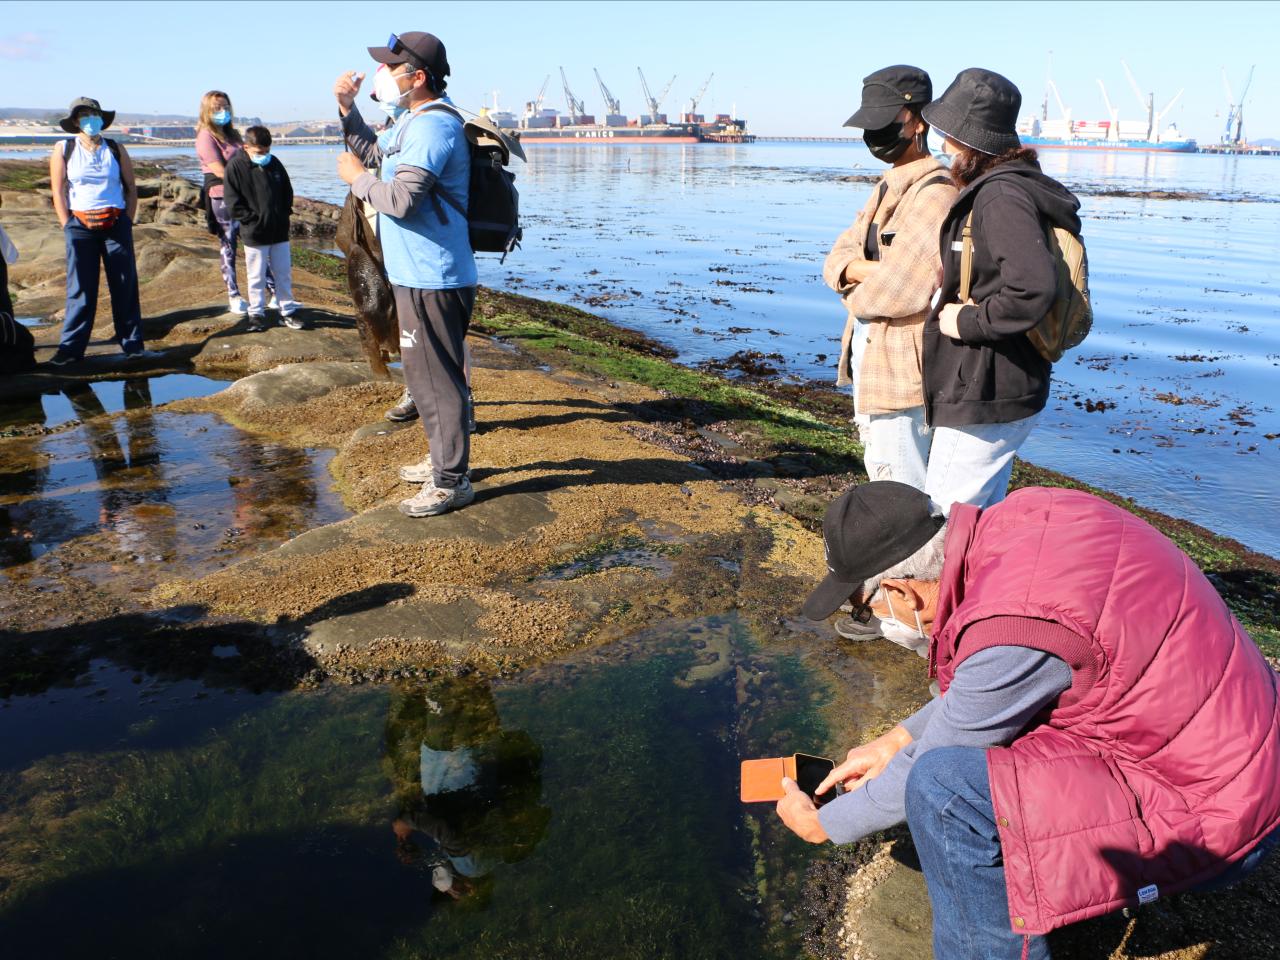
[740,754,843,805]
[794,753,838,807]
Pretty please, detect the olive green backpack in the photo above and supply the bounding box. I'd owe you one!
[958,212,1092,363]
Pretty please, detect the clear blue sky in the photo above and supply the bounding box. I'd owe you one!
[2,0,1276,141]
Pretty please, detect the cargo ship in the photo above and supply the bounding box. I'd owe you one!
[481,68,753,145]
[1019,117,1197,153]
[1018,63,1197,153]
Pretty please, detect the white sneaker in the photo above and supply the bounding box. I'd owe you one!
[267,293,280,311]
[399,458,435,484]
[228,295,249,315]
[398,477,474,518]
[399,458,470,484]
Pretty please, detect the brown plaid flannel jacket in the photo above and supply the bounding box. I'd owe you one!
[823,157,956,415]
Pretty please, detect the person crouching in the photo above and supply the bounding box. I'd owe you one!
[222,126,304,332]
[780,481,1280,959]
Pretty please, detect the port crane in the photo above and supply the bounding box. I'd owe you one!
[637,67,676,124]
[528,74,550,113]
[1121,60,1183,143]
[1047,77,1071,127]
[593,68,621,116]
[688,73,714,116]
[1222,65,1255,147]
[1096,80,1119,141]
[560,67,586,123]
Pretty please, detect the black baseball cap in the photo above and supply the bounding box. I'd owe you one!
[368,31,450,82]
[802,482,944,621]
[844,65,932,130]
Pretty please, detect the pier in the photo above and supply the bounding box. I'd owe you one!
[752,136,861,143]
[1197,142,1280,156]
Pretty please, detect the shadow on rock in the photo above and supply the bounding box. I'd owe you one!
[0,584,415,699]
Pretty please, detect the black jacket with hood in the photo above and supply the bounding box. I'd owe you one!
[923,161,1081,427]
[222,150,294,246]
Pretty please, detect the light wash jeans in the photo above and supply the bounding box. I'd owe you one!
[244,241,297,316]
[849,317,931,490]
[924,412,1040,514]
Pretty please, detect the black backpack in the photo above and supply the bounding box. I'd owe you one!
[420,103,524,261]
[0,256,34,374]
[62,136,122,164]
[0,313,36,375]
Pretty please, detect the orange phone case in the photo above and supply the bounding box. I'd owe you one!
[739,756,799,803]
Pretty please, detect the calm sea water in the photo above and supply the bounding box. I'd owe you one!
[9,142,1278,556]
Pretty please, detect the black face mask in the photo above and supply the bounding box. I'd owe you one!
[864,120,927,163]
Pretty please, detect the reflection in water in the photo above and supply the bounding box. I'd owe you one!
[62,379,174,565]
[0,372,228,432]
[0,404,347,602]
[386,676,551,903]
[0,615,833,958]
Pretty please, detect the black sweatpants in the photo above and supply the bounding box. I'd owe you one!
[393,285,476,489]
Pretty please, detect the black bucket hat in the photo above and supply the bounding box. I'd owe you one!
[921,68,1022,155]
[802,482,944,621]
[59,97,115,134]
[845,65,932,130]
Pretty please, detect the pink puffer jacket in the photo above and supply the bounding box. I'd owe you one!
[930,487,1280,935]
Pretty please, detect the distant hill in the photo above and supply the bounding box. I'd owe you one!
[1,107,327,129]
[1251,138,1280,147]
[1,107,198,123]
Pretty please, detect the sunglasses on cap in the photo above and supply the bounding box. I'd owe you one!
[386,33,433,79]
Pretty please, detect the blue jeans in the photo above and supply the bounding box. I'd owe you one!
[61,214,144,358]
[906,746,1048,960]
[924,414,1039,515]
[906,746,1280,960]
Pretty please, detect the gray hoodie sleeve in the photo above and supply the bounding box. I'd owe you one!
[340,105,384,169]
[351,164,438,219]
[817,644,1072,845]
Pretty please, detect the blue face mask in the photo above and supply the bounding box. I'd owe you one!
[212,109,232,126]
[249,152,271,166]
[377,99,408,122]
[79,115,104,137]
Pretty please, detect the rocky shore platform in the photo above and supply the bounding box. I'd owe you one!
[2,159,1277,959]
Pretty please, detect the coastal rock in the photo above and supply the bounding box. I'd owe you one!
[215,360,372,410]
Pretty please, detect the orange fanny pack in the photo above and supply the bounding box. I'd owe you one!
[73,207,123,231]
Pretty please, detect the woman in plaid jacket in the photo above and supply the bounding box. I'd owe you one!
[824,66,956,493]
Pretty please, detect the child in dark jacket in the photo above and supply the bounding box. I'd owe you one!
[223,126,304,330]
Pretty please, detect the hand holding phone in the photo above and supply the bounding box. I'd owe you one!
[741,753,841,807]
[776,776,831,844]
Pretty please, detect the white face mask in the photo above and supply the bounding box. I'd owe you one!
[373,64,412,118]
[877,589,929,657]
